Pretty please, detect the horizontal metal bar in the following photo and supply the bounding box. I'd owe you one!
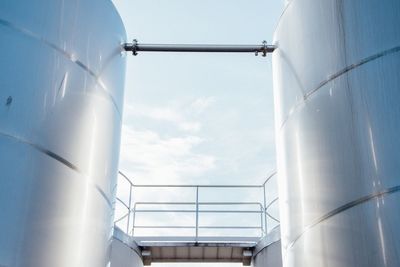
[203,202,263,206]
[124,40,276,57]
[118,170,275,188]
[134,201,195,205]
[133,226,261,229]
[150,258,245,263]
[134,209,194,213]
[135,210,262,213]
[200,226,262,229]
[133,236,261,246]
[132,184,262,188]
[134,226,195,229]
[118,170,276,188]
[134,201,263,206]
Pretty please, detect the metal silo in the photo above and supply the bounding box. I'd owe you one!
[0,0,126,266]
[273,0,400,266]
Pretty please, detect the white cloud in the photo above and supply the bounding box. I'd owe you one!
[125,103,204,132]
[124,97,216,133]
[125,104,182,123]
[119,125,216,184]
[190,96,216,113]
[179,121,202,132]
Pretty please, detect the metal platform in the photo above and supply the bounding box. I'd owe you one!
[136,236,258,265]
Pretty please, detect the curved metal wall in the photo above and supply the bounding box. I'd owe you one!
[0,1,126,266]
[273,1,400,266]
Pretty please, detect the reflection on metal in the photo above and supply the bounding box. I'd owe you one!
[114,171,279,265]
[273,0,400,266]
[0,131,79,171]
[287,185,400,251]
[279,45,400,130]
[0,1,126,266]
[0,17,122,115]
[253,226,281,257]
[112,227,143,259]
[124,40,276,57]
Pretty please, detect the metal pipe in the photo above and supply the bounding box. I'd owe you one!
[195,186,199,242]
[124,40,276,57]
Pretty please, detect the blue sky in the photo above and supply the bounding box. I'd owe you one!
[112,0,284,265]
[113,0,283,185]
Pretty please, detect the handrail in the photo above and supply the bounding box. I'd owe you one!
[118,170,277,188]
[265,197,280,223]
[262,170,277,186]
[132,184,263,188]
[114,171,280,240]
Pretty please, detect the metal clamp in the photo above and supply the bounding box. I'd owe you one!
[124,39,138,56]
[256,41,269,57]
[262,40,268,57]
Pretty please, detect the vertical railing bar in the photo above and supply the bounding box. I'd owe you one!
[195,186,199,242]
[263,183,267,235]
[132,203,137,236]
[260,204,264,237]
[127,185,132,233]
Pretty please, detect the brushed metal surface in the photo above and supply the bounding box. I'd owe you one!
[0,0,126,266]
[273,0,400,266]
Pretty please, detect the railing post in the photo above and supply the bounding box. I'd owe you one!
[195,186,199,242]
[131,203,137,236]
[260,204,264,237]
[263,184,267,235]
[127,185,132,234]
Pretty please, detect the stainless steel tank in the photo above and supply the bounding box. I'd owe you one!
[0,0,126,266]
[273,1,400,266]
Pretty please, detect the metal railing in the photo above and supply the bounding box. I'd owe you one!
[114,171,279,242]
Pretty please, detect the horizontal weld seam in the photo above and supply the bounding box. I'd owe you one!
[286,185,400,250]
[305,46,400,100]
[279,45,400,130]
[0,131,113,208]
[0,18,121,117]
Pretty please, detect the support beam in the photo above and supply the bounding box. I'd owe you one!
[124,40,276,57]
